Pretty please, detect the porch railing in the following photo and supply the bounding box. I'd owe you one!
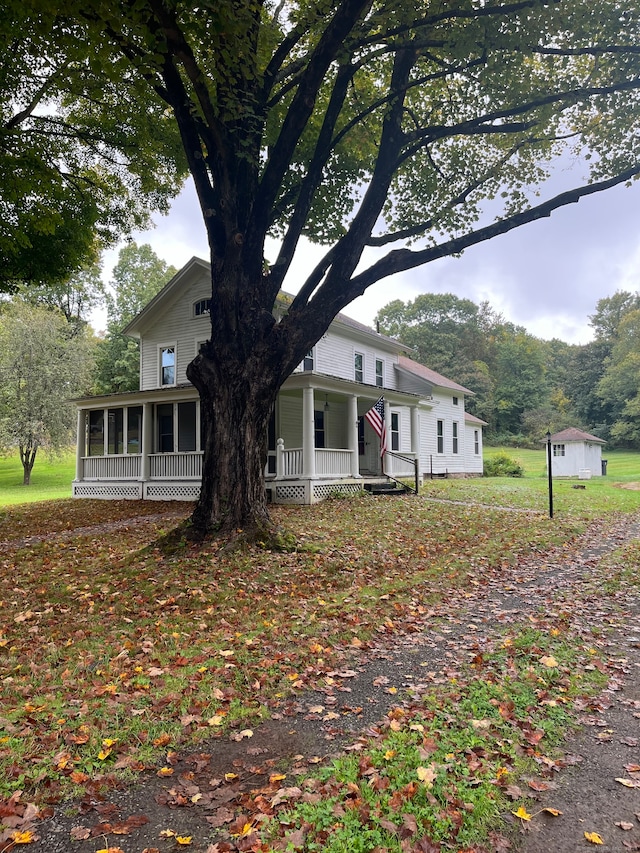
[82,454,141,480]
[278,447,303,477]
[276,442,355,479]
[316,448,352,476]
[149,452,203,479]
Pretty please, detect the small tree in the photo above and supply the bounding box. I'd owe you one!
[0,302,96,484]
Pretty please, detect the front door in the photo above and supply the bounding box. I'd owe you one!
[358,416,382,475]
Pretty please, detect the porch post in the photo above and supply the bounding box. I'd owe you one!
[302,386,316,479]
[383,399,391,475]
[275,438,284,479]
[141,402,152,482]
[411,405,420,477]
[75,409,85,482]
[347,394,361,477]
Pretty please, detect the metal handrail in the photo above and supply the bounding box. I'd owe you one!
[383,451,419,494]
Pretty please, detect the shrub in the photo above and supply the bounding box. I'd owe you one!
[483,452,524,477]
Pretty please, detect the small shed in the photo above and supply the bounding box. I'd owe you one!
[546,428,606,478]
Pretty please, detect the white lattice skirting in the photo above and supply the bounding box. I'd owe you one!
[72,482,143,500]
[144,483,201,501]
[74,479,364,504]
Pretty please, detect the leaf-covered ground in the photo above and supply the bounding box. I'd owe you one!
[1,489,639,852]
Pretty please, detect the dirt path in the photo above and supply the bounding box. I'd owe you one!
[24,511,640,853]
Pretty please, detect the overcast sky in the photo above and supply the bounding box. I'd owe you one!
[102,169,640,345]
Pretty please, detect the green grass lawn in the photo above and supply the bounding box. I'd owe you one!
[483,445,640,480]
[1,450,639,849]
[0,486,638,850]
[0,450,76,505]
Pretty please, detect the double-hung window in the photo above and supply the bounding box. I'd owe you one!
[391,412,399,451]
[437,419,444,454]
[375,359,384,387]
[160,345,176,386]
[452,422,459,454]
[354,352,364,383]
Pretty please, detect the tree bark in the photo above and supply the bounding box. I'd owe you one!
[20,444,37,486]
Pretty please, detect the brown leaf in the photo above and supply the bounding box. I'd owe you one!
[70,827,91,841]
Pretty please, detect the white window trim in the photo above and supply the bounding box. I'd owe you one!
[452,421,459,454]
[158,342,177,387]
[195,339,208,356]
[193,298,211,318]
[437,419,444,454]
[375,358,384,388]
[354,351,364,383]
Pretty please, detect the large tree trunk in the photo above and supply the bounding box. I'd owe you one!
[188,349,279,537]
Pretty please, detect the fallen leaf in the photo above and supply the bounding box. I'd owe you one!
[584,831,604,844]
[616,778,640,788]
[70,826,91,841]
[10,830,37,844]
[542,808,562,816]
[615,821,634,830]
[157,767,174,777]
[416,765,437,787]
[512,806,532,821]
[540,655,558,667]
[176,837,192,845]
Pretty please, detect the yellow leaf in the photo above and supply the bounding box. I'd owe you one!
[159,829,177,838]
[616,778,640,788]
[11,830,36,844]
[416,765,437,787]
[97,748,112,760]
[224,772,238,781]
[208,715,224,727]
[512,806,532,821]
[176,837,192,845]
[540,656,558,668]
[542,808,563,816]
[384,750,396,760]
[157,767,174,777]
[584,831,604,844]
[269,773,287,784]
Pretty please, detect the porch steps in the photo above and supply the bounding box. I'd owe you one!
[364,481,409,497]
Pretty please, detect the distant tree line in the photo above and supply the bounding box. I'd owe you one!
[376,291,640,449]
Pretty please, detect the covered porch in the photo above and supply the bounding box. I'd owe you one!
[72,376,424,504]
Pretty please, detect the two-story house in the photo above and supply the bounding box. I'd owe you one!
[73,257,485,503]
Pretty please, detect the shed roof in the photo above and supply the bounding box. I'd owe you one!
[549,427,606,444]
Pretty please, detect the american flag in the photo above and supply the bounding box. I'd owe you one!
[365,396,386,458]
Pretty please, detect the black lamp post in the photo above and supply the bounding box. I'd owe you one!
[546,430,554,519]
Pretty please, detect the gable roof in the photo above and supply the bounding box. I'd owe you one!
[123,256,406,352]
[397,355,474,395]
[465,412,488,426]
[549,427,606,444]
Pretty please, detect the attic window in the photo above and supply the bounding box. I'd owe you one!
[194,298,211,317]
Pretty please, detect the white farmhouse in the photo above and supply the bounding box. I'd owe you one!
[73,257,486,503]
[547,427,607,478]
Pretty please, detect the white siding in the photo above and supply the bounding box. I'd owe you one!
[140,274,212,390]
[549,441,603,477]
[313,327,400,387]
[464,424,484,474]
